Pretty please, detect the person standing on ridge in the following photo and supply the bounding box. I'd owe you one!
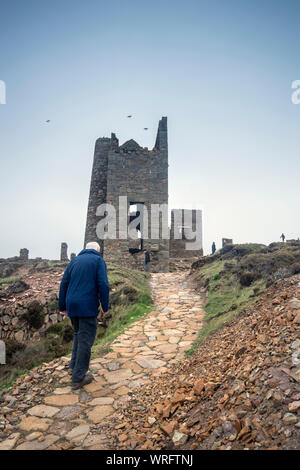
[212,241,216,254]
[59,241,109,390]
[280,233,285,242]
[145,249,151,272]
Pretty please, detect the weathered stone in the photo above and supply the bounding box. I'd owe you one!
[283,413,298,424]
[83,118,200,272]
[19,248,29,261]
[154,343,178,354]
[53,387,72,395]
[147,417,156,425]
[135,358,166,369]
[82,434,108,448]
[50,313,58,323]
[106,362,120,371]
[18,416,53,432]
[65,424,90,443]
[172,431,188,447]
[55,405,82,420]
[86,405,114,423]
[28,405,59,418]
[104,369,133,384]
[16,434,59,450]
[160,421,177,436]
[26,432,42,441]
[44,394,78,406]
[288,401,300,412]
[84,379,106,392]
[60,242,69,262]
[89,397,114,406]
[193,379,205,395]
[0,433,20,450]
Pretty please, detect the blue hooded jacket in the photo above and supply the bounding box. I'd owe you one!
[58,249,109,317]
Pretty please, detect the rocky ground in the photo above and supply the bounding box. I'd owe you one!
[0,271,299,450]
[0,265,64,306]
[0,263,66,343]
[105,274,300,450]
[0,272,205,450]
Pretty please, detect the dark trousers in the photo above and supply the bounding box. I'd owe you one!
[69,316,98,383]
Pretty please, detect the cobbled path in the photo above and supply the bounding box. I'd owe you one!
[0,272,205,450]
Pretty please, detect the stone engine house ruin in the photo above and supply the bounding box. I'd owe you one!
[84,117,203,272]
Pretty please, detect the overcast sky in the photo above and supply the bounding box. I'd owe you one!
[0,0,299,258]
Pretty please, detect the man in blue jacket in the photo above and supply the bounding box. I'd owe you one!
[59,241,109,390]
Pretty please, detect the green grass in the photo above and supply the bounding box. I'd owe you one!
[92,266,153,358]
[186,255,266,355]
[0,275,22,286]
[92,301,153,358]
[187,239,300,354]
[0,368,28,391]
[192,259,225,284]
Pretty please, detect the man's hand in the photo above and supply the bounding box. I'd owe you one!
[60,311,67,316]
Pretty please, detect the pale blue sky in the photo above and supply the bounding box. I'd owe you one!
[0,0,299,258]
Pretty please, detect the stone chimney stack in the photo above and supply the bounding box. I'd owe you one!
[60,242,69,261]
[20,248,29,261]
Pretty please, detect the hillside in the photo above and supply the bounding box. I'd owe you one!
[105,274,300,450]
[0,243,299,450]
[189,241,300,347]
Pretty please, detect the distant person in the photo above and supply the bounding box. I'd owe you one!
[59,241,109,390]
[280,233,285,242]
[145,250,151,272]
[212,241,216,254]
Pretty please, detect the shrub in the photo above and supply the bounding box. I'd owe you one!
[5,339,25,361]
[239,271,261,287]
[291,263,300,275]
[22,300,45,329]
[48,299,58,313]
[62,325,74,343]
[46,320,73,343]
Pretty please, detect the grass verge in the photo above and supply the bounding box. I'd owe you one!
[186,253,266,355]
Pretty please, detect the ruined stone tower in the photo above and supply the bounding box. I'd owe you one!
[84,117,169,272]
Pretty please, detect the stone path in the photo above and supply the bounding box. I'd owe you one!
[0,272,205,450]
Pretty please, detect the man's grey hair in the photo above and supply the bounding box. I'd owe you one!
[86,241,100,252]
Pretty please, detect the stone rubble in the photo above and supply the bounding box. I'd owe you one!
[104,275,300,450]
[1,272,299,450]
[0,272,205,450]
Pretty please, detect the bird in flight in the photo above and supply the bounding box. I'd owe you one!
[46,120,50,123]
[127,115,132,118]
[144,128,148,130]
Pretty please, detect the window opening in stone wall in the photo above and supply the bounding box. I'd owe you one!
[129,202,144,253]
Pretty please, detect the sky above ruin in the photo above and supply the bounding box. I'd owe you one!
[0,0,299,258]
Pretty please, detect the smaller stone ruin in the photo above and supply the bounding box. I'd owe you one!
[19,248,29,261]
[60,242,69,261]
[222,238,233,248]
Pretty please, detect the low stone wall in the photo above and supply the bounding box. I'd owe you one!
[0,295,64,343]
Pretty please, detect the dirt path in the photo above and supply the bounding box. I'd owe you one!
[0,272,205,450]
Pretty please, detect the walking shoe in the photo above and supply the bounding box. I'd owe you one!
[71,373,94,390]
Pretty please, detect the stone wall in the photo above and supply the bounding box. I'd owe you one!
[0,295,64,343]
[84,117,169,272]
[19,248,29,261]
[170,209,203,258]
[84,136,112,254]
[222,238,233,248]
